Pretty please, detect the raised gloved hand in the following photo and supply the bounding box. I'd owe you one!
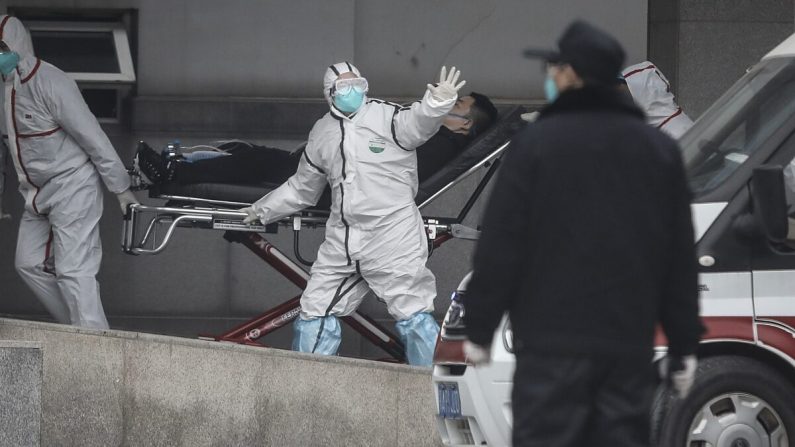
[116,189,139,214]
[463,340,491,366]
[240,206,260,225]
[659,354,698,399]
[427,66,466,103]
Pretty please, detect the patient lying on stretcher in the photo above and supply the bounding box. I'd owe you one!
[134,93,497,188]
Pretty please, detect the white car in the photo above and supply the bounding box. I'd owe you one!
[433,32,795,447]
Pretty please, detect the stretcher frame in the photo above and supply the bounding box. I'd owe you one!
[122,110,522,362]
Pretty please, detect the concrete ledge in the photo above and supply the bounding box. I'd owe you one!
[132,97,330,136]
[0,318,441,447]
[0,340,42,447]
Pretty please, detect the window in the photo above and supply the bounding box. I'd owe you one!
[682,59,795,198]
[81,88,120,120]
[26,21,135,83]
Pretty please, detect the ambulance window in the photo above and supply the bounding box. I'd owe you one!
[681,59,795,198]
[785,159,795,214]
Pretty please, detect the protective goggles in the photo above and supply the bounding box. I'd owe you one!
[333,78,368,96]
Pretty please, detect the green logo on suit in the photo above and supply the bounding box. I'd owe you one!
[368,137,387,154]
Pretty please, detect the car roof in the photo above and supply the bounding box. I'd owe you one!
[763,33,795,60]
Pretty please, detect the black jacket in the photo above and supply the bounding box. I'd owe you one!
[464,86,704,358]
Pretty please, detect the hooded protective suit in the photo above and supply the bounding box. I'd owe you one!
[249,62,455,365]
[2,16,131,328]
[622,61,694,139]
[0,15,33,219]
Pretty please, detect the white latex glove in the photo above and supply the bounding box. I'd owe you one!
[116,189,139,214]
[0,199,10,220]
[521,111,540,122]
[240,206,260,225]
[463,340,491,366]
[427,66,467,103]
[659,354,698,399]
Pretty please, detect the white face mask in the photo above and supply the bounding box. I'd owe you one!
[333,89,366,113]
[443,112,473,135]
[0,51,19,76]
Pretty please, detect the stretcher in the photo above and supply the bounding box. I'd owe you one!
[122,106,526,362]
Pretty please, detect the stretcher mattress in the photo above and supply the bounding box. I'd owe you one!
[149,106,527,209]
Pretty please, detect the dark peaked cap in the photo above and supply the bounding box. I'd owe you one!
[524,20,626,85]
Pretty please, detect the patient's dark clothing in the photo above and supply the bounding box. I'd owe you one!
[175,144,299,185]
[417,128,470,182]
[174,127,471,185]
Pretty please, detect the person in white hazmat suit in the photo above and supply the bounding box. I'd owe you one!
[0,15,31,221]
[622,61,694,139]
[241,62,465,366]
[0,17,138,329]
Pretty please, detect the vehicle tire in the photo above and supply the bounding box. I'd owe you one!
[652,355,795,447]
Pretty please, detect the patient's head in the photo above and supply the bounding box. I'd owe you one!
[443,92,498,138]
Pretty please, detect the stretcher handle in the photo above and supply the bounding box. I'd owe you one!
[131,214,212,255]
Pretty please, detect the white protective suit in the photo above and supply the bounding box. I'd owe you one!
[622,61,694,139]
[2,17,131,328]
[249,62,455,364]
[0,15,33,219]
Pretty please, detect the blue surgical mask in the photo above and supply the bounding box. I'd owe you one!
[544,75,559,102]
[0,51,19,76]
[333,89,365,113]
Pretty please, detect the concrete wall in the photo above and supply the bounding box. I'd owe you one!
[2,0,647,100]
[0,341,42,447]
[0,318,442,447]
[649,0,795,118]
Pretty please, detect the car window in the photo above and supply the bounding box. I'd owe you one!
[682,59,795,198]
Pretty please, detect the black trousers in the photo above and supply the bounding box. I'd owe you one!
[512,351,654,447]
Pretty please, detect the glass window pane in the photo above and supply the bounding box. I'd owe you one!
[682,59,795,198]
[81,88,118,119]
[30,30,119,73]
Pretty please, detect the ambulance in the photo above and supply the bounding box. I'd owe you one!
[433,33,795,447]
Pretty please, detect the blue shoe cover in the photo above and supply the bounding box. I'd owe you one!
[292,316,342,355]
[395,312,440,366]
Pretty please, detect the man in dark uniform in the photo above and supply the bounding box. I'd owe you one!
[462,21,704,447]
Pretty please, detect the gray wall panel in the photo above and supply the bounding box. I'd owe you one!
[650,0,794,118]
[678,20,793,117]
[356,0,647,99]
[679,0,792,22]
[134,0,357,97]
[2,0,645,99]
